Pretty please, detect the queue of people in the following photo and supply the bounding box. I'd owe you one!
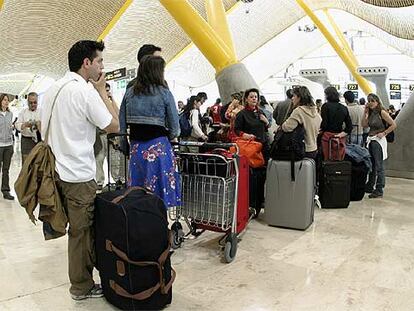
[1,39,399,305]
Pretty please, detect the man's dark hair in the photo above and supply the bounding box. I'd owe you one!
[27,92,38,97]
[343,91,355,104]
[324,86,340,103]
[286,89,293,99]
[133,55,168,95]
[137,44,162,63]
[197,92,208,101]
[68,40,105,72]
[215,98,221,104]
[359,97,366,105]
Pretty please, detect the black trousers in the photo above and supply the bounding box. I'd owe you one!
[0,145,14,193]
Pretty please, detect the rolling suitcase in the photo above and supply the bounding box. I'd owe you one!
[319,138,352,208]
[264,159,316,230]
[95,187,175,310]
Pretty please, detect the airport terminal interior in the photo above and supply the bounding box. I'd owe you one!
[1,0,414,310]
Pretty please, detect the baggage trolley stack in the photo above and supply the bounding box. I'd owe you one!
[171,141,250,263]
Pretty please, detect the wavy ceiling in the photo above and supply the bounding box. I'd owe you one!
[0,0,414,94]
[360,0,414,7]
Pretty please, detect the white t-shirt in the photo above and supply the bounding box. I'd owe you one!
[41,72,112,183]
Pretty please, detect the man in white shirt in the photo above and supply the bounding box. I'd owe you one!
[344,91,365,145]
[41,40,119,301]
[15,92,41,164]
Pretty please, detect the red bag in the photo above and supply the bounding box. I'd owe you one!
[321,132,346,161]
[231,139,265,168]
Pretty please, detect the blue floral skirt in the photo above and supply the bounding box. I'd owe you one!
[128,136,181,209]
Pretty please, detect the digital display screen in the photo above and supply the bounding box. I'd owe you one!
[389,84,401,91]
[390,91,401,100]
[347,84,358,90]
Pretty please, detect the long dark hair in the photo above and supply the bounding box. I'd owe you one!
[367,93,385,116]
[0,94,10,112]
[182,95,200,117]
[292,86,314,106]
[133,55,168,95]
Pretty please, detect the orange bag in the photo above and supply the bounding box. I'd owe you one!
[231,139,265,168]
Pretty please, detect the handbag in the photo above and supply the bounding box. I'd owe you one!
[382,118,395,143]
[232,138,265,168]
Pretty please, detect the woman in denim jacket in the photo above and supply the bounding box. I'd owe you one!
[119,56,181,208]
[0,94,15,200]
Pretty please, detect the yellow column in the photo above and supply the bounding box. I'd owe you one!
[205,0,236,60]
[98,0,134,41]
[324,9,359,68]
[296,0,373,95]
[160,0,238,73]
[0,0,4,11]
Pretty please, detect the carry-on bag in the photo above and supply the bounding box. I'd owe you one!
[95,187,175,310]
[319,137,351,208]
[265,159,315,230]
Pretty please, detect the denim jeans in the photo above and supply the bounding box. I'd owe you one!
[366,141,385,194]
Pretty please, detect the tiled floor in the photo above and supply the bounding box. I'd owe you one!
[1,156,414,310]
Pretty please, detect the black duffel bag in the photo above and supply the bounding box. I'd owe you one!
[270,125,306,180]
[95,187,175,310]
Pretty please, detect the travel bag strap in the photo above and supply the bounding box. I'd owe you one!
[111,186,153,204]
[105,233,176,299]
[44,80,75,145]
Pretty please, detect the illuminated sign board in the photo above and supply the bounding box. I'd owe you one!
[389,83,401,91]
[390,91,401,100]
[105,68,127,81]
[347,84,358,90]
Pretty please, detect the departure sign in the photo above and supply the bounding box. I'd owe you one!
[332,84,340,91]
[390,91,401,100]
[105,67,127,81]
[409,84,414,91]
[390,83,401,91]
[347,84,358,90]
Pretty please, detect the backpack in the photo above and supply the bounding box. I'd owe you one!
[270,125,306,161]
[270,125,306,181]
[179,112,192,137]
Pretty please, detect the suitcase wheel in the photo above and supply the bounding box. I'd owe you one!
[171,222,184,249]
[223,233,238,263]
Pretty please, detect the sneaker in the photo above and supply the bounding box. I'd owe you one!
[71,284,104,301]
[368,192,383,199]
[3,192,14,200]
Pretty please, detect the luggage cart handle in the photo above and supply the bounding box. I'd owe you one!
[172,141,239,153]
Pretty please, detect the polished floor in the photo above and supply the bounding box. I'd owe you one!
[1,154,414,310]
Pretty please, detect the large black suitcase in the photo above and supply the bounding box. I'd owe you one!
[319,161,352,208]
[95,187,175,310]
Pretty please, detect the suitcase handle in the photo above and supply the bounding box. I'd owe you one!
[111,186,153,204]
[105,236,176,296]
[109,268,176,300]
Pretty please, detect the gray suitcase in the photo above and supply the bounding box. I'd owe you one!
[264,159,316,230]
